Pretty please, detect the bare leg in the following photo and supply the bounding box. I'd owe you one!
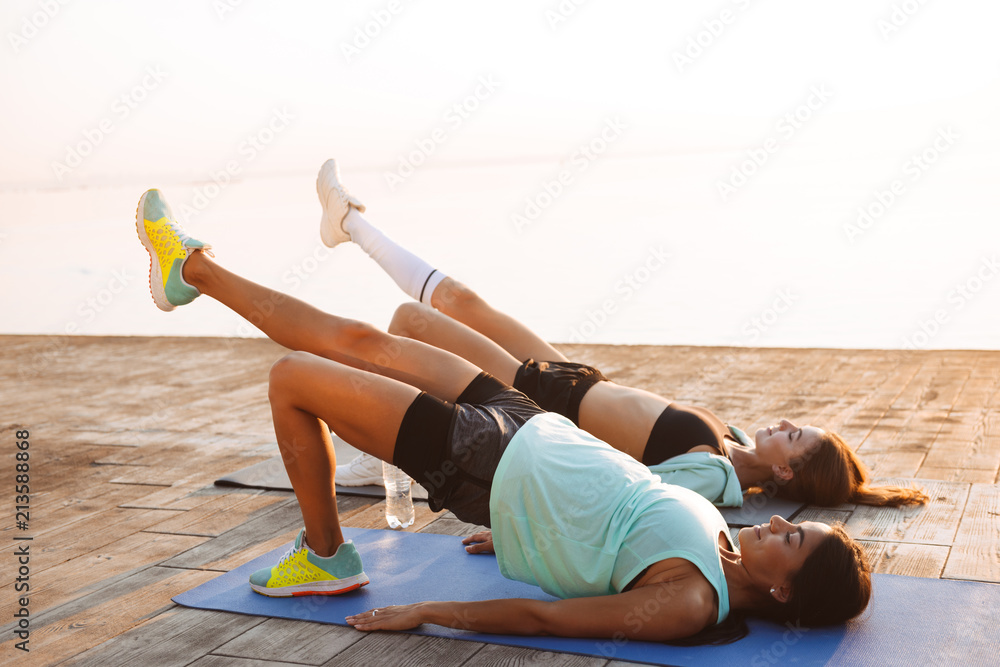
[268,351,421,556]
[182,251,479,401]
[389,302,522,385]
[428,277,569,364]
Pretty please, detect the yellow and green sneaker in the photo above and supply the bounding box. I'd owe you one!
[249,529,370,597]
[135,189,212,312]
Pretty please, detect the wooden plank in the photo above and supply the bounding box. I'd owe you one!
[191,656,310,667]
[419,515,488,539]
[119,480,220,511]
[145,492,289,537]
[471,643,609,666]
[212,618,363,665]
[793,508,853,526]
[2,531,207,618]
[858,541,949,578]
[921,409,1000,471]
[856,450,926,478]
[943,483,1000,583]
[845,479,970,546]
[340,499,442,533]
[58,607,266,667]
[159,495,373,571]
[0,567,220,665]
[0,506,185,576]
[914,466,996,484]
[325,631,483,667]
[158,497,305,571]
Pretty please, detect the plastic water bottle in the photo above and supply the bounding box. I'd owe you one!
[382,461,414,529]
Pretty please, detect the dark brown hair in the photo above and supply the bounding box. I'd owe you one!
[672,524,872,645]
[778,431,928,507]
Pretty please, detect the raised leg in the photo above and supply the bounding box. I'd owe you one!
[388,302,522,385]
[182,251,479,402]
[429,277,570,364]
[267,351,421,556]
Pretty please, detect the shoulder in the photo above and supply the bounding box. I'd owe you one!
[633,560,718,632]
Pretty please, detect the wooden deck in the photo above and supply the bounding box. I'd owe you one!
[2,335,998,666]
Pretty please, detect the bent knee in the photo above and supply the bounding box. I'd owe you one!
[268,351,315,401]
[433,278,485,315]
[388,302,436,338]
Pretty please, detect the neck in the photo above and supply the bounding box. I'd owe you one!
[720,547,774,614]
[727,445,774,490]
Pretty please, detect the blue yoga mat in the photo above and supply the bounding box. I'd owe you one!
[174,528,999,666]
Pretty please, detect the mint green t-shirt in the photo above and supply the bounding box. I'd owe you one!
[490,412,734,624]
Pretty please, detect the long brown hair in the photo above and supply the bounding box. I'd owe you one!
[777,431,928,507]
[671,524,872,645]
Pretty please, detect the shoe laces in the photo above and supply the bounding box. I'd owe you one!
[276,545,300,569]
[167,219,214,257]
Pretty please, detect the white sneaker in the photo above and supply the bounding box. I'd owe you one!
[317,158,366,248]
[336,452,384,487]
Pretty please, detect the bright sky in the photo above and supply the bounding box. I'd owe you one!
[3,0,999,188]
[2,1,999,348]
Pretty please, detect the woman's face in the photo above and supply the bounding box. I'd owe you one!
[753,418,824,474]
[737,515,833,601]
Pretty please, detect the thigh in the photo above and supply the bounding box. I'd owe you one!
[271,351,422,463]
[391,302,522,384]
[432,278,569,364]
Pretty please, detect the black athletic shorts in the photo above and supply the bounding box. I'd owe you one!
[392,373,544,527]
[512,359,608,425]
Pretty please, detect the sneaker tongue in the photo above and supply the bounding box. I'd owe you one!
[295,529,306,550]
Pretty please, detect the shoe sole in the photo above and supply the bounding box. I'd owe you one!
[135,192,175,313]
[250,573,370,597]
[335,476,384,487]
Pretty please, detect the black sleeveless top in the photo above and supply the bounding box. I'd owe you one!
[641,403,737,466]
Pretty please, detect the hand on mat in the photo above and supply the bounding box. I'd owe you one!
[462,530,494,554]
[346,604,426,631]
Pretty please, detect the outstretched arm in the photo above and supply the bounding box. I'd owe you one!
[345,582,714,642]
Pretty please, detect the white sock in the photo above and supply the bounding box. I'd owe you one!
[343,207,446,305]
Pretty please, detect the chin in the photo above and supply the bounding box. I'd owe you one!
[737,526,752,551]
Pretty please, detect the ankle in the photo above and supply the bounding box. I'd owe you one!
[303,530,344,558]
[181,250,210,289]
